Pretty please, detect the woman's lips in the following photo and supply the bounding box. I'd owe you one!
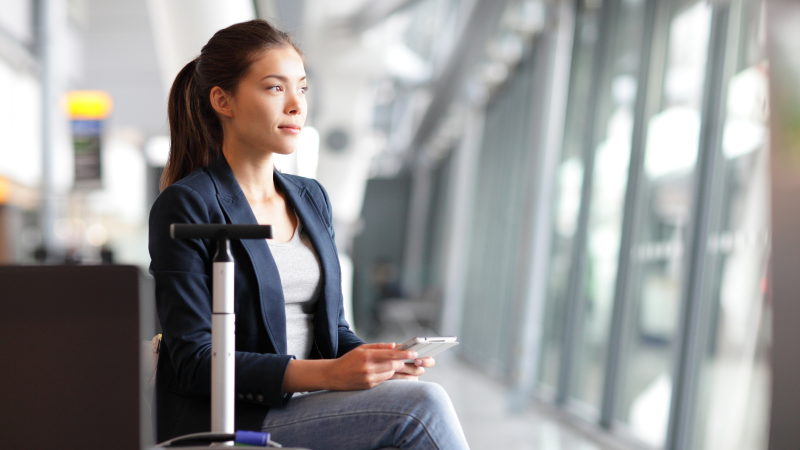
[279,125,301,134]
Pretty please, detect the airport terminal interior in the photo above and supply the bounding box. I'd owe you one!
[2,0,800,449]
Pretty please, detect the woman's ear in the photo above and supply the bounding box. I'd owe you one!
[210,86,234,118]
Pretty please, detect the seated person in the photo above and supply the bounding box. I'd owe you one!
[149,19,469,450]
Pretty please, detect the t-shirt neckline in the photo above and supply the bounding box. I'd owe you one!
[267,212,302,247]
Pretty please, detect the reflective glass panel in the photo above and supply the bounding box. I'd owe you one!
[695,1,771,449]
[619,0,712,446]
[571,0,648,409]
[537,0,601,391]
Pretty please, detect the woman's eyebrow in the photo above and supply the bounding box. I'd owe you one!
[261,74,307,82]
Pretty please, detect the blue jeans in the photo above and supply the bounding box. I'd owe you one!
[261,380,470,450]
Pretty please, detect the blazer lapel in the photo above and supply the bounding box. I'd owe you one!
[206,158,286,355]
[274,171,341,358]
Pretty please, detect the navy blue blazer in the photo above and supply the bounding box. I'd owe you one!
[148,156,365,442]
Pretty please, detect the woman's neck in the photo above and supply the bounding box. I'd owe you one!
[222,140,278,203]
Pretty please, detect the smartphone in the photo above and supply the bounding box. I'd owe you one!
[397,336,459,363]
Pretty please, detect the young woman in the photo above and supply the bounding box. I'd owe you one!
[148,19,469,450]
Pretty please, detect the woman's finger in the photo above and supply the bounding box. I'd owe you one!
[414,356,436,368]
[390,373,419,381]
[359,342,396,350]
[397,363,425,376]
[367,349,418,361]
[369,359,405,374]
[369,367,400,386]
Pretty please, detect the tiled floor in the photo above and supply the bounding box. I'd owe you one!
[420,352,618,450]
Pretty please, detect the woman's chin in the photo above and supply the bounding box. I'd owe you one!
[263,141,297,156]
[272,147,297,156]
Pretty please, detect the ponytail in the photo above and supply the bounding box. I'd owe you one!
[161,59,221,190]
[159,19,301,190]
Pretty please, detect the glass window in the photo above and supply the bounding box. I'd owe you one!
[695,1,771,449]
[537,0,601,391]
[460,46,539,375]
[619,0,713,446]
[570,0,648,410]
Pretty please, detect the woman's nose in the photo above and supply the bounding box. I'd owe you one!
[285,91,303,116]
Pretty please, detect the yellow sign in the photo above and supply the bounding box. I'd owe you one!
[65,90,114,120]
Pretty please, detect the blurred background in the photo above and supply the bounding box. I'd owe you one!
[1,0,795,449]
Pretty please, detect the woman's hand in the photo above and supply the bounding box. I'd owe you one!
[391,357,436,381]
[282,343,420,393]
[327,343,418,390]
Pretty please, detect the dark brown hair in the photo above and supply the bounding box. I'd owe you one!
[161,19,301,189]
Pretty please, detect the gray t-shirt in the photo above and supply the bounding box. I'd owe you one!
[267,215,321,359]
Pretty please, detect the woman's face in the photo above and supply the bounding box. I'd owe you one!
[225,46,307,156]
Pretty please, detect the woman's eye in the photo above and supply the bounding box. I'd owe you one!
[268,85,282,92]
[300,86,309,94]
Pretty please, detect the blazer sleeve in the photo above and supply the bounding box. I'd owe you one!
[312,179,366,357]
[149,183,293,407]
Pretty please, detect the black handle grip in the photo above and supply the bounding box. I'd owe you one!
[170,224,273,240]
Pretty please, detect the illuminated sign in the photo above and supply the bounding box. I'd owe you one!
[66,91,113,187]
[66,91,113,120]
